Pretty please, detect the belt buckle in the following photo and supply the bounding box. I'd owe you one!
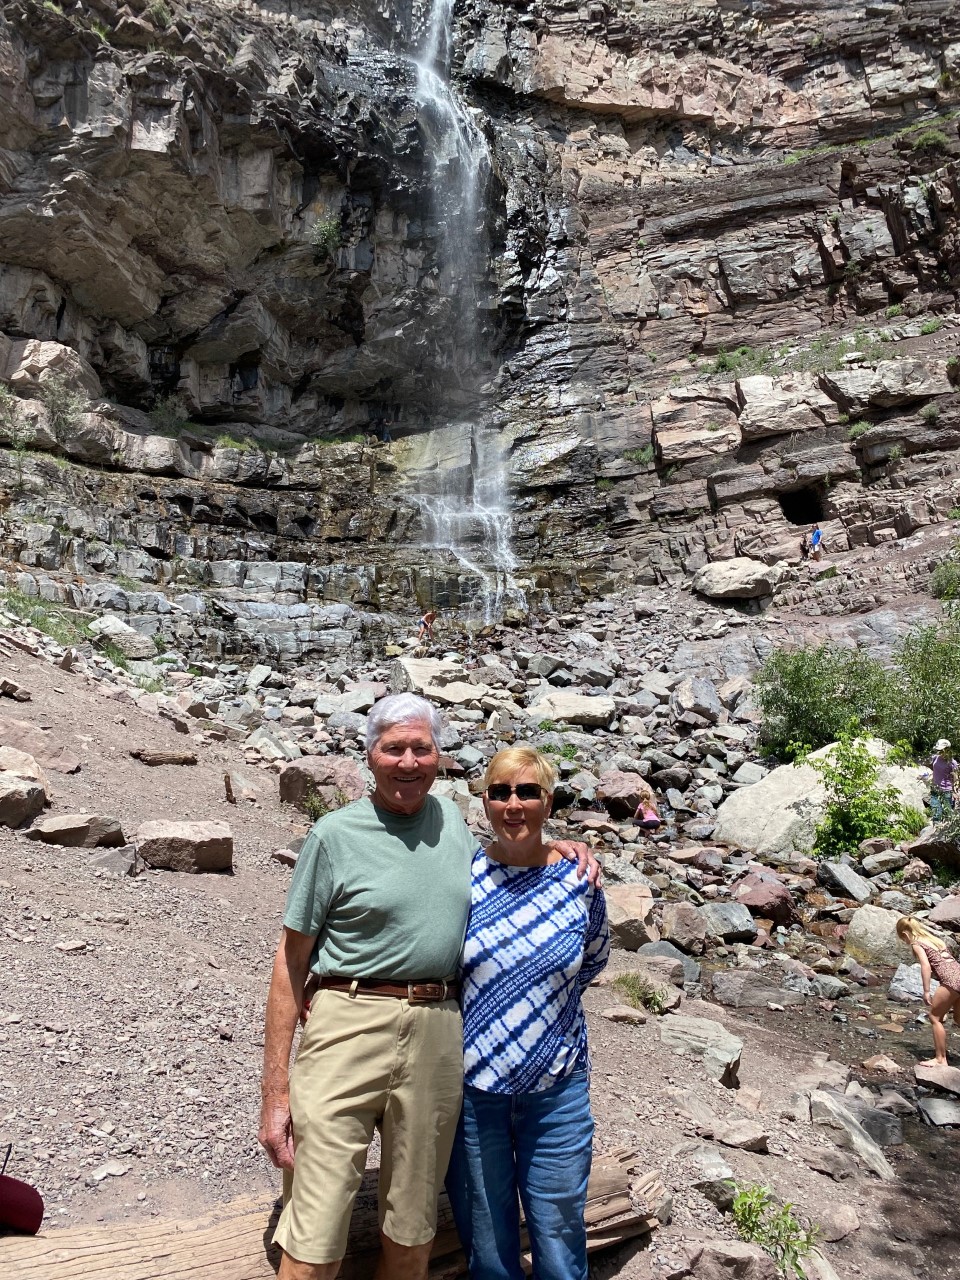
[407,982,445,1004]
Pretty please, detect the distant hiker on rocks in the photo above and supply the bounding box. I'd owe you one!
[258,694,598,1280]
[897,916,960,1067]
[417,609,438,643]
[810,523,823,561]
[445,747,609,1280]
[633,779,661,830]
[930,739,958,820]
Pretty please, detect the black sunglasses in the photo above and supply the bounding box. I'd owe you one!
[486,783,544,803]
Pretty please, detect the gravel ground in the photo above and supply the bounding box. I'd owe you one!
[0,643,954,1278]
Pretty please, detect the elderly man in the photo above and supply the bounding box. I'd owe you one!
[259,692,595,1280]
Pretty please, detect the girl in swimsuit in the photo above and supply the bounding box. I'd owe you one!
[897,915,960,1066]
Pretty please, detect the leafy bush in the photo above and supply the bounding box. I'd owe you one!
[912,129,950,154]
[149,394,189,436]
[38,375,86,443]
[596,478,613,492]
[920,402,940,422]
[310,215,342,258]
[755,644,891,759]
[215,432,254,452]
[731,1183,819,1278]
[303,786,348,822]
[890,623,960,752]
[711,345,772,377]
[920,318,943,335]
[803,729,911,858]
[931,559,960,600]
[612,973,667,1015]
[885,304,903,318]
[847,420,871,440]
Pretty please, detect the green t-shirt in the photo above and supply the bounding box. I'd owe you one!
[283,794,476,981]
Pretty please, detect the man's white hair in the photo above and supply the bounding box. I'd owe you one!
[365,692,443,752]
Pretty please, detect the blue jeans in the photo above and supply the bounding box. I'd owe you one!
[445,1070,593,1280]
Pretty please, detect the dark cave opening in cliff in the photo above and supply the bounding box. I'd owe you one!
[778,486,825,525]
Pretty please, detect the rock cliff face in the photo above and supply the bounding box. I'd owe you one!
[0,0,958,654]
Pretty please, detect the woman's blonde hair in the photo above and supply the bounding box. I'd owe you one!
[897,915,951,951]
[483,746,557,795]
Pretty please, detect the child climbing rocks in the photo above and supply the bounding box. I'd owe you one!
[897,916,960,1067]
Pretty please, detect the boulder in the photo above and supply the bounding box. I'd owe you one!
[527,691,616,728]
[638,940,701,983]
[389,656,462,695]
[732,870,796,924]
[888,963,937,1003]
[713,1118,769,1152]
[711,971,805,1008]
[928,895,960,929]
[809,1090,895,1179]
[659,1015,742,1087]
[902,832,960,872]
[24,813,124,848]
[914,1063,960,1096]
[686,1239,778,1279]
[821,358,953,413]
[0,717,80,773]
[596,770,647,819]
[135,820,233,873]
[88,614,158,661]
[659,901,708,955]
[88,846,142,877]
[606,884,660,949]
[918,1098,960,1127]
[862,849,907,875]
[692,558,783,600]
[844,904,913,967]
[669,676,722,724]
[700,901,758,943]
[713,739,926,856]
[278,757,366,810]
[819,860,875,904]
[1,336,101,397]
[0,746,50,795]
[0,773,46,828]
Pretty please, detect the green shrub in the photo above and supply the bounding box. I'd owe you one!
[731,1183,819,1277]
[890,622,960,751]
[931,560,960,601]
[624,445,655,466]
[921,318,943,335]
[146,0,172,28]
[310,214,341,259]
[912,129,950,154]
[948,357,960,385]
[149,394,189,436]
[755,643,891,759]
[302,786,348,822]
[537,719,557,732]
[612,973,666,1015]
[920,402,940,422]
[847,420,871,440]
[38,375,86,443]
[949,506,960,519]
[711,345,772,377]
[215,432,254,452]
[0,588,90,646]
[802,728,910,858]
[885,304,903,318]
[596,478,613,492]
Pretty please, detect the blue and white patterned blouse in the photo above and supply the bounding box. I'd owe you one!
[460,848,610,1094]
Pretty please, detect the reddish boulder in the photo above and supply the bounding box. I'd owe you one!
[279,756,366,812]
[596,770,652,820]
[733,870,797,925]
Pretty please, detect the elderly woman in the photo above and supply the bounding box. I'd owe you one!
[445,747,609,1280]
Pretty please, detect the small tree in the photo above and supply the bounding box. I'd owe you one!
[802,727,909,859]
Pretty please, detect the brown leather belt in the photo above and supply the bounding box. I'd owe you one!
[317,976,459,1004]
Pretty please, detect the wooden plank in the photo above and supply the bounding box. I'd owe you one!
[0,1151,659,1280]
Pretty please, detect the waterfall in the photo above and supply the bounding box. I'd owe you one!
[412,0,525,622]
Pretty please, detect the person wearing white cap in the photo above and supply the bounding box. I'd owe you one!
[930,739,958,821]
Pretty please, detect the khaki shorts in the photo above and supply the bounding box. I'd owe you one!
[272,988,463,1265]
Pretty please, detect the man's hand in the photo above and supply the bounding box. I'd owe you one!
[554,839,602,886]
[259,1096,295,1170]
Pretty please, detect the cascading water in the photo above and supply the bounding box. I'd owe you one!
[412,0,525,622]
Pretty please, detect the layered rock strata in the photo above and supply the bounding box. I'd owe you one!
[0,0,958,640]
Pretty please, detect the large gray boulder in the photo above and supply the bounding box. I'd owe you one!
[713,739,926,856]
[527,691,616,728]
[692,558,783,600]
[659,1015,742,1087]
[809,1090,895,1180]
[844,904,913,967]
[24,813,125,848]
[0,773,46,828]
[135,820,233,873]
